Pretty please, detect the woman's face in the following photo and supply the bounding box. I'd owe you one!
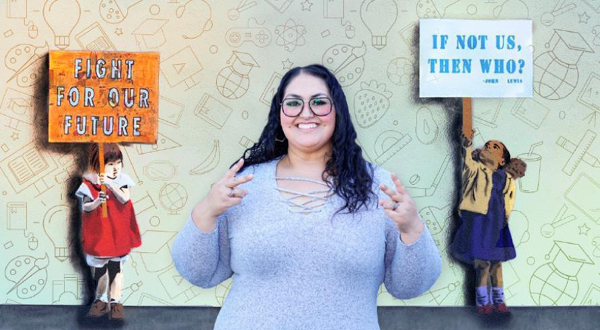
[280,72,336,154]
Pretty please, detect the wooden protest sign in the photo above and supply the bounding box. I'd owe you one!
[49,51,159,216]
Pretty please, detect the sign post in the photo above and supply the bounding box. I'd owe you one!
[419,19,533,136]
[49,51,159,217]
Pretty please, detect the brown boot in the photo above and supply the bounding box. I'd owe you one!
[86,300,110,318]
[110,302,124,320]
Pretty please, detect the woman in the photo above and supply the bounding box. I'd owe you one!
[172,64,442,329]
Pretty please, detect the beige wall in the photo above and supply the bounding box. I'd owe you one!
[1,0,599,306]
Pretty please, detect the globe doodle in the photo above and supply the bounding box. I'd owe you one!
[159,183,188,214]
[216,67,250,99]
[529,262,578,305]
[275,18,306,52]
[386,57,413,86]
[216,51,259,99]
[533,29,594,100]
[533,51,579,100]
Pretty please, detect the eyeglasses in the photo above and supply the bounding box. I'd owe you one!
[280,96,333,117]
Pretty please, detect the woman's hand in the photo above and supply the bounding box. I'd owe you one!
[192,158,254,232]
[379,173,424,245]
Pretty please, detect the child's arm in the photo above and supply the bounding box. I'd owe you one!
[100,174,130,204]
[462,131,478,172]
[82,193,108,212]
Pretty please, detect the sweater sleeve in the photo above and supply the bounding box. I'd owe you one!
[373,164,442,299]
[383,218,442,299]
[172,211,233,289]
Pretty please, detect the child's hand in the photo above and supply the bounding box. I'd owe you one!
[505,158,527,179]
[99,173,117,191]
[461,129,475,146]
[471,148,482,161]
[96,192,108,205]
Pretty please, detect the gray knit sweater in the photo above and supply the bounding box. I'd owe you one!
[172,156,442,330]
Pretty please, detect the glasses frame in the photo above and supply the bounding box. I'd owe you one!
[280,96,334,117]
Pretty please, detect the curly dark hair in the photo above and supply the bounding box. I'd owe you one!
[232,64,376,217]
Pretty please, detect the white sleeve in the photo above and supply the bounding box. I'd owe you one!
[75,183,93,212]
[115,172,135,188]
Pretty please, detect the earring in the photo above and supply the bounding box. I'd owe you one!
[275,133,286,143]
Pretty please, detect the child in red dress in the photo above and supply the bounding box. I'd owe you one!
[75,143,141,320]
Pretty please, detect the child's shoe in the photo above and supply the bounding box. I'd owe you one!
[494,302,510,314]
[86,300,110,318]
[110,302,124,320]
[477,304,493,315]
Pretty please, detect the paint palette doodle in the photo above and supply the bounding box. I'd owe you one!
[5,253,49,299]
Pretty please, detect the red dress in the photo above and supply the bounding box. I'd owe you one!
[81,180,142,257]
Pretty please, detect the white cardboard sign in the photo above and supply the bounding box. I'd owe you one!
[419,19,533,98]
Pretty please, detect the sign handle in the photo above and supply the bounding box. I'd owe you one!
[462,97,472,138]
[98,143,108,218]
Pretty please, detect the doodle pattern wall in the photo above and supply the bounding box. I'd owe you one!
[1,0,599,307]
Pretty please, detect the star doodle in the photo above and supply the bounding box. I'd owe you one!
[115,28,123,36]
[10,132,19,141]
[579,12,590,24]
[274,19,307,52]
[282,58,294,70]
[579,223,591,236]
[301,0,313,11]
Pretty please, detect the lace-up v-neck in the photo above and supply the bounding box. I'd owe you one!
[272,156,334,215]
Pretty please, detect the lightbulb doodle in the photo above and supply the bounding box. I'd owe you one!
[42,204,70,262]
[360,0,398,50]
[43,0,81,49]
